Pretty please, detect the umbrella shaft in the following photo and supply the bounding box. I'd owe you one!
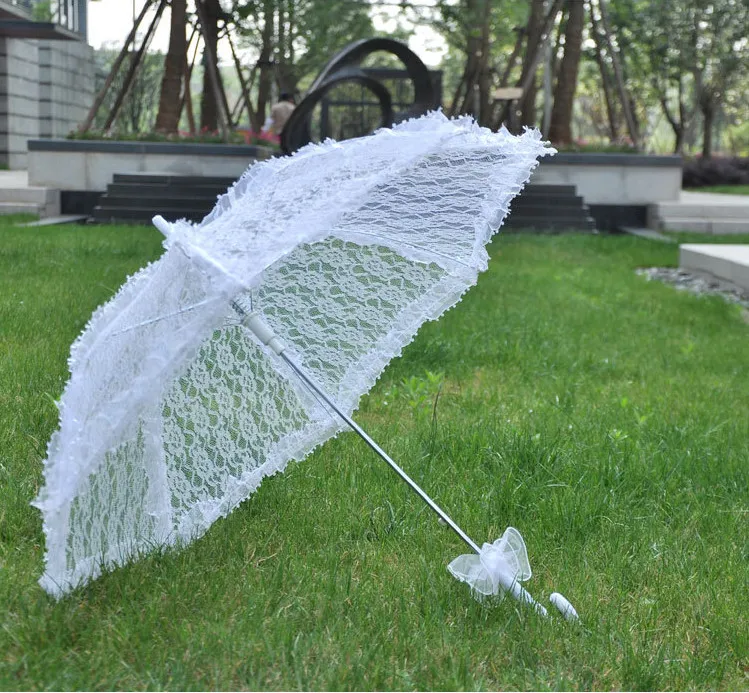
[281,352,482,555]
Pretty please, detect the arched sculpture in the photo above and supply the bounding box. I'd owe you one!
[280,38,439,155]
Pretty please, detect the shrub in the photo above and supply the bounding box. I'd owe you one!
[65,128,281,151]
[682,156,749,188]
[555,139,638,154]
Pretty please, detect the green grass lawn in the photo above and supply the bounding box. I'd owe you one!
[1,221,748,690]
[686,185,749,196]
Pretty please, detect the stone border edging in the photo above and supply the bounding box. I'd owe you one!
[548,153,681,167]
[28,140,680,167]
[28,138,274,159]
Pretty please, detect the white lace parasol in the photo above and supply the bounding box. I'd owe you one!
[34,112,556,601]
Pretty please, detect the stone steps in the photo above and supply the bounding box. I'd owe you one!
[505,185,597,232]
[0,185,60,217]
[0,201,45,215]
[91,174,598,230]
[619,226,676,243]
[656,203,749,219]
[653,219,749,235]
[91,173,234,224]
[649,192,749,235]
[112,173,237,187]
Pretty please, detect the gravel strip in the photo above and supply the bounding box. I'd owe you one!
[636,267,749,310]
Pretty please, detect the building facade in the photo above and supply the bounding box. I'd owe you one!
[0,0,94,168]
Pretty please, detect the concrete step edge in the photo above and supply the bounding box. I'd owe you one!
[653,203,749,218]
[0,201,44,212]
[0,188,58,203]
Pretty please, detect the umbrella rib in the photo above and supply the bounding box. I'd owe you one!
[339,230,473,270]
[106,299,218,337]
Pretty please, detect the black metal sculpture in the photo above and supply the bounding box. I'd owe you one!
[280,38,440,155]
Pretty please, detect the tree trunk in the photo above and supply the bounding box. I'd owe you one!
[275,0,297,95]
[80,0,155,132]
[501,0,564,131]
[541,25,553,135]
[658,90,684,154]
[676,77,689,154]
[549,10,565,85]
[597,0,640,149]
[673,125,684,154]
[490,27,525,128]
[256,0,275,128]
[476,0,493,125]
[178,28,199,134]
[448,0,485,119]
[226,28,258,131]
[548,0,584,145]
[701,97,714,159]
[155,0,186,133]
[519,0,544,127]
[199,0,222,132]
[588,0,618,141]
[103,0,167,132]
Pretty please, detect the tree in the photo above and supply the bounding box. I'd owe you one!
[233,0,373,130]
[587,0,619,141]
[691,0,749,158]
[595,0,641,149]
[504,0,565,131]
[443,0,493,123]
[612,0,749,156]
[517,0,544,127]
[199,0,223,132]
[548,0,585,144]
[155,0,187,133]
[433,0,548,127]
[612,0,697,153]
[91,48,165,134]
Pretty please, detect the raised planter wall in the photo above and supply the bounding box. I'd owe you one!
[532,153,682,205]
[27,140,682,229]
[28,139,275,191]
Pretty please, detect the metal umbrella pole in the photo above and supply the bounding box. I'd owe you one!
[232,302,549,617]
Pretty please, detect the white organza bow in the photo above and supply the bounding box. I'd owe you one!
[448,527,532,601]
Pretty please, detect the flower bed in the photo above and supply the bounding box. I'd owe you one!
[66,128,282,151]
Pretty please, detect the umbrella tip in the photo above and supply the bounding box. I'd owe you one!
[550,592,579,623]
[152,215,171,238]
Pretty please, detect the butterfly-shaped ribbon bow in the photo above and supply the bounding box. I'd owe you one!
[448,527,533,602]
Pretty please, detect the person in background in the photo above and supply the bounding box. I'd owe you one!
[269,92,296,136]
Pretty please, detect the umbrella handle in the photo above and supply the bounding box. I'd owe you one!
[499,573,549,618]
[283,350,554,618]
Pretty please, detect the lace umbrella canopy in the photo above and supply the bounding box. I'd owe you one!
[34,112,555,599]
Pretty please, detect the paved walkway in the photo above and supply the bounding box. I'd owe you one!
[680,244,749,292]
[680,190,749,206]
